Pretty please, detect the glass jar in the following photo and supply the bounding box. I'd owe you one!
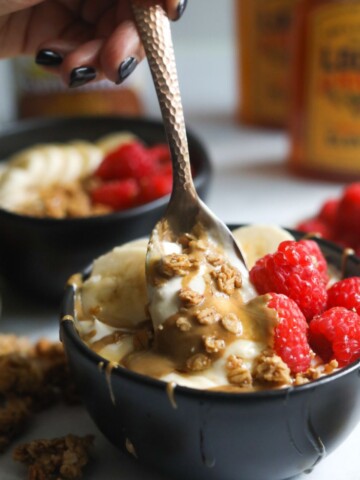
[288,0,360,180]
[236,0,297,127]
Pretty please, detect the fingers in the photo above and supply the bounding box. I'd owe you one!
[35,39,81,68]
[99,20,144,84]
[164,0,188,21]
[33,0,188,89]
[59,39,104,87]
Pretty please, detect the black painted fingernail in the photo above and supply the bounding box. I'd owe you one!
[69,66,96,88]
[35,49,63,66]
[116,57,138,85]
[175,0,188,21]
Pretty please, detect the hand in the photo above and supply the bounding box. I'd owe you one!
[0,0,187,87]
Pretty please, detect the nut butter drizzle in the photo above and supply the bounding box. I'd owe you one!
[341,248,355,279]
[98,361,118,406]
[61,314,75,323]
[125,438,137,458]
[120,227,279,389]
[166,381,178,409]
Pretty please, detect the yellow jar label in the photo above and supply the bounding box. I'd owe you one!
[240,0,294,124]
[306,3,360,173]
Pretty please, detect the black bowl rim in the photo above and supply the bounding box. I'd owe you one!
[0,115,212,225]
[61,230,360,401]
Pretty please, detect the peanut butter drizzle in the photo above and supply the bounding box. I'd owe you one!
[341,248,355,279]
[166,382,178,409]
[98,361,105,372]
[124,350,175,378]
[67,273,83,289]
[81,329,97,343]
[89,332,130,354]
[98,361,119,406]
[75,226,280,391]
[301,232,322,240]
[120,228,278,384]
[125,438,137,458]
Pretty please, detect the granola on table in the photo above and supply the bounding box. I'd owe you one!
[13,434,94,480]
[0,335,80,453]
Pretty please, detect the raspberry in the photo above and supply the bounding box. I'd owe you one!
[91,179,139,210]
[250,240,328,320]
[309,307,360,366]
[327,277,360,315]
[148,144,171,165]
[335,183,360,240]
[140,173,172,203]
[95,142,156,180]
[267,293,311,373]
[301,239,329,284]
[319,198,339,226]
[297,218,332,240]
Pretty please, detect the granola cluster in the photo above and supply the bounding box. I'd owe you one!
[13,434,94,480]
[17,181,111,219]
[159,253,198,277]
[0,336,79,453]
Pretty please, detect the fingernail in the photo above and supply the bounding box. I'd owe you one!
[35,49,63,66]
[175,0,188,21]
[116,57,138,85]
[69,66,96,88]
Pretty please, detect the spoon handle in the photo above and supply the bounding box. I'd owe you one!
[131,0,196,199]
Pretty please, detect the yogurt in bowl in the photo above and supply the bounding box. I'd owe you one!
[61,224,360,480]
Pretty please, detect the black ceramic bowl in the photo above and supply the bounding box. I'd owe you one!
[0,116,211,301]
[61,231,360,480]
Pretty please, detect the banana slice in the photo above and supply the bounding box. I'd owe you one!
[232,224,295,269]
[81,239,148,329]
[70,141,103,175]
[96,132,137,154]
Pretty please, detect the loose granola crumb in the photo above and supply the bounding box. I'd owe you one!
[226,355,252,387]
[176,317,192,332]
[0,354,43,396]
[195,307,221,325]
[211,264,242,295]
[206,253,223,267]
[294,367,322,385]
[0,335,31,356]
[188,239,207,252]
[203,336,226,354]
[324,359,339,374]
[13,434,94,480]
[0,337,80,452]
[179,288,204,307]
[178,233,195,248]
[186,354,211,372]
[159,254,195,277]
[221,313,243,336]
[253,350,292,385]
[0,396,32,452]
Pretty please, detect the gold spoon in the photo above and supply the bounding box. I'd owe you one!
[131,1,249,324]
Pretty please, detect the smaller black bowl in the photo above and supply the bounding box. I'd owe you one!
[61,231,360,480]
[0,116,211,302]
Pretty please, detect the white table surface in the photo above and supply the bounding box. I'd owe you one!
[1,117,359,480]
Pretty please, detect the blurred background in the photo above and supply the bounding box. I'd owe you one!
[0,0,359,230]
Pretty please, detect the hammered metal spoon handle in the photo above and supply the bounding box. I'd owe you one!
[131,0,196,200]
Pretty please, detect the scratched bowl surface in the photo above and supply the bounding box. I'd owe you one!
[61,232,360,480]
[0,116,211,302]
